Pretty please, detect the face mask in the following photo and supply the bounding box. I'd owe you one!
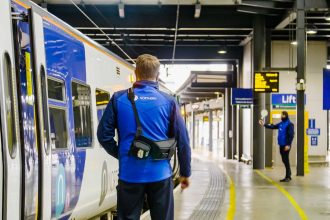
[281,117,287,121]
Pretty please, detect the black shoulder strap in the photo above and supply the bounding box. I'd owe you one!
[127,87,143,136]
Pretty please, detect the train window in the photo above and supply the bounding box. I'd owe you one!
[3,52,18,158]
[95,89,110,123]
[49,107,68,149]
[47,78,64,101]
[96,89,110,106]
[72,82,93,148]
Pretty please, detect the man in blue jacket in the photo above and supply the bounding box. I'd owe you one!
[259,111,294,182]
[97,54,191,220]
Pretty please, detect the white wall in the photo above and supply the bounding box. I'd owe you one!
[242,41,253,157]
[272,41,327,156]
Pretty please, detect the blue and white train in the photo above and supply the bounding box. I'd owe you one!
[0,0,178,219]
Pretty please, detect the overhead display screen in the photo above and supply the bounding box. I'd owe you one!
[254,72,279,93]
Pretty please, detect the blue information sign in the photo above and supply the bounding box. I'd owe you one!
[306,119,321,136]
[323,69,330,110]
[232,88,253,105]
[311,136,318,146]
[272,94,306,109]
[272,94,296,109]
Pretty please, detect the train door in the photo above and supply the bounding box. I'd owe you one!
[11,1,42,219]
[0,0,22,219]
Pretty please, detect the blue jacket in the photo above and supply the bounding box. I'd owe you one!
[97,80,191,183]
[264,119,294,147]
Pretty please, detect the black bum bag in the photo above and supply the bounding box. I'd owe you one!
[127,87,177,160]
[130,135,177,160]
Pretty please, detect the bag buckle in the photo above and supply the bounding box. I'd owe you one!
[137,149,149,159]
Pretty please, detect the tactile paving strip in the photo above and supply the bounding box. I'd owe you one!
[188,162,226,220]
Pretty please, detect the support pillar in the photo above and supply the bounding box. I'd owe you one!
[296,0,306,176]
[192,110,196,149]
[209,110,213,152]
[225,88,233,159]
[265,29,273,167]
[252,15,266,169]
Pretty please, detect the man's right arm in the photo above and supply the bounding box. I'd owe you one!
[264,123,280,129]
[97,94,119,159]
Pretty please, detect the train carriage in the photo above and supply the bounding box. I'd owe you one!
[0,0,176,219]
[0,1,178,219]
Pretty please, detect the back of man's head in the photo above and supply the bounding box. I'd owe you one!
[135,54,160,81]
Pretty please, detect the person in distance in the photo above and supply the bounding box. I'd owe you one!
[259,111,294,182]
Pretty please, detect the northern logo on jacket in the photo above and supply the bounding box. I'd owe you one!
[134,95,157,101]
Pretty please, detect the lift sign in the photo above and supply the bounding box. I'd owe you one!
[254,72,279,93]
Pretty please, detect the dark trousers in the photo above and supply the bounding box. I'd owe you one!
[117,177,174,220]
[280,147,291,178]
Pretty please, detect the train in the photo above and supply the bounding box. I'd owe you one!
[0,0,178,219]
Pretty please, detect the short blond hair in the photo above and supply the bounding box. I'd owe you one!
[135,54,160,80]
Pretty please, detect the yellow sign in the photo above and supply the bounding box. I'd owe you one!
[203,116,209,122]
[254,72,279,93]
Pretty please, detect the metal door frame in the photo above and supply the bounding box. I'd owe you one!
[11,4,43,219]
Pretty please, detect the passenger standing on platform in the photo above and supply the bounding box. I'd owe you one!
[97,54,191,220]
[259,111,294,182]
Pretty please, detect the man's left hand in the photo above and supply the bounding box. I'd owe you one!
[284,146,290,151]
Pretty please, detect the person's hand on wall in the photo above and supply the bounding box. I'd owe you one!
[259,119,265,126]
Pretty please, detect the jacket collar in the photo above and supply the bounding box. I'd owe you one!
[133,80,159,90]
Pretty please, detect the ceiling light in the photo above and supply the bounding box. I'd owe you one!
[291,41,298,45]
[306,24,317,35]
[325,13,330,21]
[194,2,201,19]
[217,49,227,54]
[217,45,227,54]
[118,2,125,18]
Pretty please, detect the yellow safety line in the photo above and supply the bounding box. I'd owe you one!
[255,170,308,220]
[225,172,236,220]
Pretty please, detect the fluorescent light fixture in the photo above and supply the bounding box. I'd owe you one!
[194,3,201,18]
[306,24,317,35]
[118,2,125,18]
[217,49,227,54]
[291,41,298,45]
[306,29,317,35]
[325,13,330,21]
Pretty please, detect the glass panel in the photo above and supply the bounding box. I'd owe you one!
[72,82,92,147]
[3,53,17,158]
[49,107,67,149]
[47,79,64,101]
[96,89,110,106]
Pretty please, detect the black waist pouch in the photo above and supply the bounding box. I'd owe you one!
[127,87,177,160]
[130,135,177,160]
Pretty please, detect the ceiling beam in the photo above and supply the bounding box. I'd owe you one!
[275,11,296,29]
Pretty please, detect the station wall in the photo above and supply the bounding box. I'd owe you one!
[241,40,328,160]
[272,41,327,157]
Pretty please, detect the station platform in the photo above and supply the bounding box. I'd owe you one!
[143,149,330,220]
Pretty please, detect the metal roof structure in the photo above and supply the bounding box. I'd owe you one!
[32,0,330,102]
